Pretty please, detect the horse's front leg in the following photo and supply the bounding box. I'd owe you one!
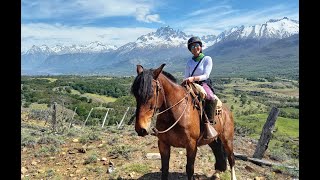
[158,140,171,180]
[186,140,197,180]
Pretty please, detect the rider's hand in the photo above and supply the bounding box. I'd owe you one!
[183,76,195,83]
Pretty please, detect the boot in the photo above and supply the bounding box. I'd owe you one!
[205,99,218,123]
[203,99,218,139]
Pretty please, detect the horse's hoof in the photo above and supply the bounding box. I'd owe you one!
[212,172,220,180]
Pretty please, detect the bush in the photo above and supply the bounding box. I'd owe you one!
[84,153,98,165]
[269,148,289,162]
[37,135,65,146]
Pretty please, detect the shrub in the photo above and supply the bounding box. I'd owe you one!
[84,153,98,165]
[37,135,65,146]
[108,145,135,159]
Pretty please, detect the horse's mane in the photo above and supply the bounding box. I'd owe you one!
[162,71,177,83]
[131,69,177,104]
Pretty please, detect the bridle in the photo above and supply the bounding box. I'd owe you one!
[150,79,190,136]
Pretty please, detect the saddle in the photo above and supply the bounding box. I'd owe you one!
[184,82,223,117]
[184,82,205,118]
[184,82,220,141]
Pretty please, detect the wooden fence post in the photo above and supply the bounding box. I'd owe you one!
[83,108,93,127]
[253,107,280,159]
[117,107,130,129]
[68,107,77,129]
[102,108,112,128]
[52,102,57,132]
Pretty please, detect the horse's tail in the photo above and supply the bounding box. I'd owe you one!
[209,138,227,171]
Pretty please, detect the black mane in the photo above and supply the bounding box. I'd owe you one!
[131,69,177,104]
[162,71,177,83]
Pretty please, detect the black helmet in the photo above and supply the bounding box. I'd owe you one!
[187,36,202,51]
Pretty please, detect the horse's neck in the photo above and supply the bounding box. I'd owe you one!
[159,75,187,108]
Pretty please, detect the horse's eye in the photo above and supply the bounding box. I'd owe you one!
[150,105,154,110]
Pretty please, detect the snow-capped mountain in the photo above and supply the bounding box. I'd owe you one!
[211,17,299,45]
[117,26,220,54]
[24,45,54,55]
[22,17,299,77]
[22,41,117,55]
[116,26,189,54]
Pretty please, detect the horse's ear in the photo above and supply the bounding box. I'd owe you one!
[136,65,144,75]
[153,64,166,79]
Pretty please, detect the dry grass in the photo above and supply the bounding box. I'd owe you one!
[21,119,298,180]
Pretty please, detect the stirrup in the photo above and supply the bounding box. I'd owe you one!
[203,122,218,140]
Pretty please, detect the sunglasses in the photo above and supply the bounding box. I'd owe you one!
[191,43,200,50]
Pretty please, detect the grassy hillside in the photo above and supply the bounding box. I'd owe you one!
[21,75,299,179]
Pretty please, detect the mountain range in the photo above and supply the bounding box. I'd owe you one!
[21,17,299,79]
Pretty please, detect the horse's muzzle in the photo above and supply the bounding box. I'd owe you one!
[136,128,148,137]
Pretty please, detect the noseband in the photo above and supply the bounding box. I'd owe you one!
[151,79,190,136]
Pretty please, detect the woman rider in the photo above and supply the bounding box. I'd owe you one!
[183,36,218,139]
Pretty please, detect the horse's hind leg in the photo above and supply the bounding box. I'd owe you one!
[220,137,237,180]
[158,140,171,180]
[186,140,197,180]
[208,138,227,172]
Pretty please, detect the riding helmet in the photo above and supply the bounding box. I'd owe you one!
[187,36,202,51]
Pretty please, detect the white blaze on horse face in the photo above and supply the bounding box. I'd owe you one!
[136,105,153,131]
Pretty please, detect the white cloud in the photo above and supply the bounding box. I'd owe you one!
[22,0,163,22]
[181,4,299,36]
[135,7,163,23]
[21,23,155,51]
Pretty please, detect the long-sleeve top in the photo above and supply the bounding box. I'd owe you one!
[184,56,213,81]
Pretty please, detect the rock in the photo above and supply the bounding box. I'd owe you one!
[37,169,45,174]
[72,139,79,143]
[107,161,115,174]
[31,160,37,165]
[129,172,136,178]
[68,149,77,154]
[245,165,255,172]
[101,157,107,161]
[98,144,104,148]
[21,167,28,174]
[254,177,265,180]
[146,153,161,159]
[70,174,75,177]
[78,147,86,153]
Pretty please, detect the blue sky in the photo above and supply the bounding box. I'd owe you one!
[21,0,299,51]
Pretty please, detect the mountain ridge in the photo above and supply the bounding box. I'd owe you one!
[22,17,299,78]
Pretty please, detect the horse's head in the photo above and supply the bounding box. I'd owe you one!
[131,64,166,136]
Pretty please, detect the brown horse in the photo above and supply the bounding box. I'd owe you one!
[131,64,237,180]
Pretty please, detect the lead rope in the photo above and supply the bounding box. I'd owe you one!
[151,95,189,136]
[151,80,190,136]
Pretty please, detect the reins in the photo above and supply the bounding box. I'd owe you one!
[151,79,190,136]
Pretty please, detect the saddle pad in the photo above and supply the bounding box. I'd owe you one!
[192,83,207,100]
[213,94,223,112]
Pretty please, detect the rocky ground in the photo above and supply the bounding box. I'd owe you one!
[21,119,298,180]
